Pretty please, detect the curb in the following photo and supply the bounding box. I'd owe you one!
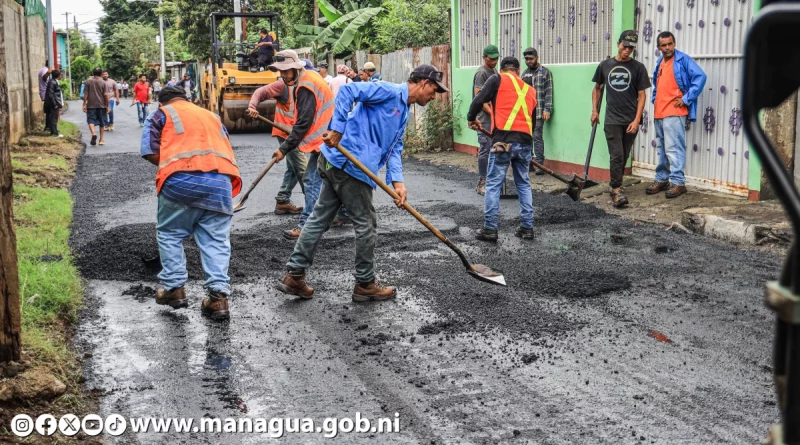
[682,207,791,246]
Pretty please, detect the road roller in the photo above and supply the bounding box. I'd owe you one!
[201,12,281,132]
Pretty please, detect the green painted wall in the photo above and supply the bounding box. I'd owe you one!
[748,0,763,193]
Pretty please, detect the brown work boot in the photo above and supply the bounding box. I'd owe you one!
[352,280,397,302]
[646,181,669,195]
[330,216,352,227]
[610,189,629,208]
[476,179,486,196]
[283,227,301,240]
[275,202,303,215]
[156,287,188,309]
[275,273,314,299]
[665,185,687,199]
[201,291,230,321]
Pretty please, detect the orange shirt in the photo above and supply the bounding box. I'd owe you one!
[654,57,689,119]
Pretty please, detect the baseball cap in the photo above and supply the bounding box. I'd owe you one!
[364,61,376,70]
[619,30,638,47]
[269,50,306,71]
[483,44,500,59]
[410,64,449,93]
[337,64,348,74]
[319,62,329,69]
[301,58,318,71]
[523,47,538,58]
[499,56,520,70]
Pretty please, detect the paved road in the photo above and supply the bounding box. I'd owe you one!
[63,101,780,444]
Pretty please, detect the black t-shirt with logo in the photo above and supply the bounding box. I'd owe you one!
[591,57,651,125]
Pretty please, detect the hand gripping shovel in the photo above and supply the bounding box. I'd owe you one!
[329,139,506,287]
[476,128,586,201]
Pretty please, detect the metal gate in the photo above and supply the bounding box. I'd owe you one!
[459,0,493,67]
[633,0,754,196]
[498,0,522,60]
[532,0,615,65]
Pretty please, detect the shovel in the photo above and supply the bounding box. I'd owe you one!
[329,139,506,287]
[477,128,585,201]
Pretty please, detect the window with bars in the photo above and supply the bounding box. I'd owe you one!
[498,0,522,60]
[458,0,492,67]
[532,0,614,65]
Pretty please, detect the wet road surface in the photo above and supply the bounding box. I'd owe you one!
[64,101,780,444]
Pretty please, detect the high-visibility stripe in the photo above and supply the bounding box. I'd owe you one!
[303,125,329,144]
[159,148,238,169]
[501,73,533,134]
[163,105,185,135]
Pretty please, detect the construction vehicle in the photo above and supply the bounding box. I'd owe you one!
[200,12,280,132]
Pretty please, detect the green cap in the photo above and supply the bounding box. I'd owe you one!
[483,44,500,59]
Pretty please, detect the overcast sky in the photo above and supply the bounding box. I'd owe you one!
[51,0,105,44]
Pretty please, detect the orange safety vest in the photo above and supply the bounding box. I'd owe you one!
[272,83,295,139]
[492,72,537,136]
[293,70,335,153]
[155,100,242,197]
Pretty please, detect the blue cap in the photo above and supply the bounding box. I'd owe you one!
[301,58,318,72]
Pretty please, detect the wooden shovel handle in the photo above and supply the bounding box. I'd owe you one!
[255,114,292,135]
[331,142,473,271]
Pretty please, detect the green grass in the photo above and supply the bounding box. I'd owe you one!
[58,120,79,138]
[14,185,82,371]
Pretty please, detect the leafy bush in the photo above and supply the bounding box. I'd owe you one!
[372,0,450,53]
[404,94,461,154]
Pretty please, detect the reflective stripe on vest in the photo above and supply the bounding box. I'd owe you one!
[501,73,533,134]
[158,148,238,169]
[293,71,335,153]
[162,105,185,134]
[273,84,296,139]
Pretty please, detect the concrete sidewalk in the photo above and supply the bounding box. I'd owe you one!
[412,151,791,248]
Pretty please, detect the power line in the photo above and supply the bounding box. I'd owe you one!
[76,2,157,27]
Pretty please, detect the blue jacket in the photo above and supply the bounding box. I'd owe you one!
[321,82,409,188]
[651,49,707,122]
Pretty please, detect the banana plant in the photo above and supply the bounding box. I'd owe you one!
[295,0,383,57]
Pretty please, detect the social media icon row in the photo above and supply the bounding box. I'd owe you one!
[11,413,127,437]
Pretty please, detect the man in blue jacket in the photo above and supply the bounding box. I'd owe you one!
[646,31,706,198]
[275,64,448,302]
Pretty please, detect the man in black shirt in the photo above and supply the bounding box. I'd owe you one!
[473,44,499,195]
[249,28,274,71]
[591,30,651,207]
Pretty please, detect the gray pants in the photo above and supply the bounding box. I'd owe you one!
[275,137,308,204]
[533,118,545,164]
[287,154,376,283]
[477,132,492,180]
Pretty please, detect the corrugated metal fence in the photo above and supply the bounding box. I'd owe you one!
[633,0,753,196]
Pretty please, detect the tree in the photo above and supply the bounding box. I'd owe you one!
[156,0,231,60]
[98,0,159,44]
[372,0,450,53]
[71,57,94,84]
[102,22,160,79]
[295,0,384,57]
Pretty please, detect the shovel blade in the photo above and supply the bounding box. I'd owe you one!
[468,264,507,286]
[232,202,247,213]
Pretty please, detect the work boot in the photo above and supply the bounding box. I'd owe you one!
[283,227,301,240]
[275,273,314,299]
[475,227,498,242]
[201,291,230,321]
[352,280,397,302]
[476,179,486,196]
[646,181,669,195]
[610,189,629,208]
[330,216,353,227]
[275,202,303,215]
[534,167,546,176]
[515,226,535,240]
[665,185,687,199]
[155,287,188,309]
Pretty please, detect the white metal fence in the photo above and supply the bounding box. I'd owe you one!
[533,0,615,65]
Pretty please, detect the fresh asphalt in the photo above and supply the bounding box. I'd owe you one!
[63,101,780,444]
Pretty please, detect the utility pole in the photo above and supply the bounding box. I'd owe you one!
[234,0,242,42]
[314,0,319,27]
[158,0,166,79]
[45,0,54,67]
[64,12,72,95]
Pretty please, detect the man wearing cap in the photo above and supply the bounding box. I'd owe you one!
[140,86,242,321]
[591,30,651,208]
[521,47,553,174]
[467,57,537,242]
[329,64,353,96]
[473,44,499,195]
[319,63,333,85]
[266,50,336,241]
[364,62,381,82]
[275,64,449,302]
[646,31,706,199]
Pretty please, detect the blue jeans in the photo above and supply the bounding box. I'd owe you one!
[477,132,492,180]
[654,116,687,186]
[156,195,232,295]
[136,102,149,124]
[106,100,115,125]
[298,152,323,228]
[275,142,307,204]
[484,143,534,230]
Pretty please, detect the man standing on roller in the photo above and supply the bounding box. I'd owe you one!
[275,64,449,302]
